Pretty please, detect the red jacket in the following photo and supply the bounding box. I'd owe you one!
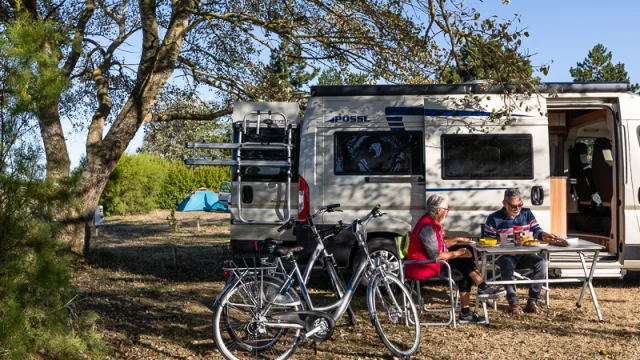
[404,213,447,280]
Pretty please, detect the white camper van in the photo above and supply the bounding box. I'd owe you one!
[187,82,640,278]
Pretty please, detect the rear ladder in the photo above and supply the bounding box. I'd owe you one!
[185,110,295,225]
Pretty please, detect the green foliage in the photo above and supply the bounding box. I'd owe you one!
[156,162,230,210]
[141,90,233,162]
[100,154,230,214]
[248,38,320,103]
[570,44,640,92]
[0,142,107,358]
[141,117,232,162]
[166,209,179,232]
[317,68,372,85]
[440,37,535,84]
[0,13,70,114]
[100,153,169,216]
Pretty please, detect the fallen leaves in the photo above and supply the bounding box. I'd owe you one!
[74,211,640,359]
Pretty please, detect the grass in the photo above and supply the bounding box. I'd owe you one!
[75,210,640,359]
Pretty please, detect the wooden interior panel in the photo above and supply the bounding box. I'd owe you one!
[568,109,608,128]
[550,176,567,237]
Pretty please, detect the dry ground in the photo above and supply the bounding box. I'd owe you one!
[75,210,640,359]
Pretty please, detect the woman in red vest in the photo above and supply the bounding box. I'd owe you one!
[404,193,506,324]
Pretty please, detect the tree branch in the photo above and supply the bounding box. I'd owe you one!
[152,108,232,122]
[62,0,96,77]
[138,0,160,80]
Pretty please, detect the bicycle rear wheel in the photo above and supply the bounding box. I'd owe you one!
[213,278,302,360]
[367,272,420,357]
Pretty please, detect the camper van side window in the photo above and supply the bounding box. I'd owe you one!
[441,134,533,179]
[335,131,423,175]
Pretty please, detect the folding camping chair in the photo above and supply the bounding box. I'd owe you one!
[396,232,460,327]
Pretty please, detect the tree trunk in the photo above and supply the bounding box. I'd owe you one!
[59,157,113,254]
[39,103,71,181]
[52,0,193,254]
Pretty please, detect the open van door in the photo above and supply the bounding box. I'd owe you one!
[422,95,551,236]
[619,94,640,268]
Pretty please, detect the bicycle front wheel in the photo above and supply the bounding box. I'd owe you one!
[367,272,420,357]
[213,278,302,360]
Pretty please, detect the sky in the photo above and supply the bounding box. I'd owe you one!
[63,0,640,169]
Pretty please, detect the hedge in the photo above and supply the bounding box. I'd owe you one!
[100,153,231,215]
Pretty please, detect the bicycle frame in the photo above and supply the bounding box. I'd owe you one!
[214,206,344,309]
[213,205,420,359]
[258,212,382,327]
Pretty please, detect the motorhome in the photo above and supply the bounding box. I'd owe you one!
[187,82,640,278]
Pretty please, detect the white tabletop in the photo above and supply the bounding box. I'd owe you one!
[471,238,604,254]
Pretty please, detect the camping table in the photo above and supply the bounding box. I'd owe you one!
[471,239,605,325]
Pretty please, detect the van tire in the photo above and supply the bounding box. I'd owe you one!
[356,237,400,287]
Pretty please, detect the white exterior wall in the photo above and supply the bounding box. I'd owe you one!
[300,92,549,237]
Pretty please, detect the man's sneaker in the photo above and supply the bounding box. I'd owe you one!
[477,286,507,300]
[458,310,486,325]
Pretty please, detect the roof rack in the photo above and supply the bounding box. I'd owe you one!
[310,82,632,97]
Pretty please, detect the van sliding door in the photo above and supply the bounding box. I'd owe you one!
[619,94,640,266]
[423,96,551,237]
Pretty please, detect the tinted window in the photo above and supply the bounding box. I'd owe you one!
[335,131,423,175]
[441,134,533,179]
[575,138,595,164]
[232,126,299,182]
[220,181,231,192]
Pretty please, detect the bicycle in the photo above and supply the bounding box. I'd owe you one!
[212,204,420,359]
[212,204,358,353]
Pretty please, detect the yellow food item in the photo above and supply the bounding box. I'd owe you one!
[479,238,497,246]
[523,240,540,246]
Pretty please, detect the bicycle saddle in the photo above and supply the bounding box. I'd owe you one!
[273,246,304,257]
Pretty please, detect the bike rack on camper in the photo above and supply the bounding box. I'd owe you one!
[185,109,295,225]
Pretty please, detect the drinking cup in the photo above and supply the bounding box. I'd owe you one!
[499,233,508,246]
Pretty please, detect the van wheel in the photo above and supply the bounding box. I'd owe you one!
[356,237,400,287]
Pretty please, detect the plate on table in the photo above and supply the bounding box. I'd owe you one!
[477,243,500,247]
[523,241,546,247]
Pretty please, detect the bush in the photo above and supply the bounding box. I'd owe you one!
[0,151,108,359]
[156,162,230,210]
[100,153,169,216]
[101,153,231,214]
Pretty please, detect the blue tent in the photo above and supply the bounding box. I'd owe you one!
[176,188,228,212]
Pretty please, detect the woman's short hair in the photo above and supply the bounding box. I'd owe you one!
[426,193,449,216]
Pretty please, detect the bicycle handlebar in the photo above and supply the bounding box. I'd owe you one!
[359,204,384,224]
[318,223,348,239]
[273,203,383,243]
[276,217,296,233]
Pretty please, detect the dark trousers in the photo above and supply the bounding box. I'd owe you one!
[496,254,547,303]
[445,257,477,293]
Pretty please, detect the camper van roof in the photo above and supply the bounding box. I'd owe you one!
[310,82,632,97]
